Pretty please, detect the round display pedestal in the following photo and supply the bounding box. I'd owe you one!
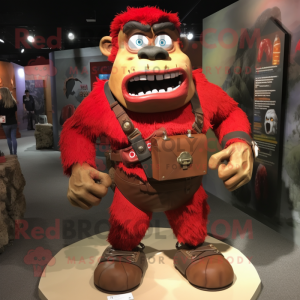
[39,228,261,300]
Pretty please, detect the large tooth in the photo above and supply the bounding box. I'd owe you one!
[140,75,147,80]
[159,89,165,93]
[156,74,164,81]
[152,89,158,93]
[130,78,134,82]
[175,72,179,77]
[138,91,144,95]
[146,91,152,94]
[167,87,173,92]
[170,73,176,78]
[134,76,140,81]
[147,75,154,81]
[164,73,171,79]
[173,85,180,90]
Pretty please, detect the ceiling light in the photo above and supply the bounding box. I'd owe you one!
[21,48,25,53]
[18,68,24,78]
[27,35,35,42]
[86,19,96,22]
[68,32,75,40]
[187,33,193,40]
[0,39,4,43]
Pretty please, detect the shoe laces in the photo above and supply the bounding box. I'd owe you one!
[176,242,219,259]
[105,243,145,262]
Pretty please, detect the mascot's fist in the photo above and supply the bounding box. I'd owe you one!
[67,162,112,209]
[208,142,253,192]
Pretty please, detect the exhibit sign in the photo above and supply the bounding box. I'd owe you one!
[202,0,300,246]
[252,18,289,215]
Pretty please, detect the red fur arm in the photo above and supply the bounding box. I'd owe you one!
[193,69,251,148]
[213,106,252,148]
[59,123,97,176]
[59,81,106,176]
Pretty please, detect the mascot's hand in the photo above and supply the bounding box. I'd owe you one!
[67,162,112,209]
[208,142,253,192]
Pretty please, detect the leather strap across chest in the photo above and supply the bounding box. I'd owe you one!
[103,81,204,179]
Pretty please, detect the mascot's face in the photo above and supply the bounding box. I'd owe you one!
[264,109,278,135]
[100,21,195,113]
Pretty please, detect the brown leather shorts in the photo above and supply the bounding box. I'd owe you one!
[114,168,202,213]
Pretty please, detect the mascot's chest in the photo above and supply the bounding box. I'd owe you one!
[108,102,198,150]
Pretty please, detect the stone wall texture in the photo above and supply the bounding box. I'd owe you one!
[35,124,54,149]
[0,155,26,253]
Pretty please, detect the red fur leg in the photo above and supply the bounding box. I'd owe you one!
[165,186,210,246]
[108,187,152,251]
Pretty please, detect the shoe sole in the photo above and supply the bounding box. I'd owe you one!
[190,281,233,291]
[94,283,140,294]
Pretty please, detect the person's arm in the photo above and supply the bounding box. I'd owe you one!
[23,96,27,112]
[14,104,18,122]
[31,96,35,112]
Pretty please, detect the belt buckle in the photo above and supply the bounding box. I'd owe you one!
[128,128,141,142]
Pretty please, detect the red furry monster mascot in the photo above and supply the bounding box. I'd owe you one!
[60,6,256,294]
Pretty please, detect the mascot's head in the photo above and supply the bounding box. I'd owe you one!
[99,6,195,113]
[264,109,278,135]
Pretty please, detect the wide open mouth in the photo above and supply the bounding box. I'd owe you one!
[266,122,270,133]
[127,71,184,96]
[121,68,188,104]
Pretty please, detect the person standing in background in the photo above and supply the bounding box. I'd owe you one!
[23,89,35,130]
[0,87,18,155]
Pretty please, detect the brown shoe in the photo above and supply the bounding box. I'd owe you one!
[94,243,147,294]
[174,242,234,291]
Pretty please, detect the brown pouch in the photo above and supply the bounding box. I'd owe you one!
[151,133,207,181]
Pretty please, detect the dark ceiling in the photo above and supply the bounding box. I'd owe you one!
[0,0,237,66]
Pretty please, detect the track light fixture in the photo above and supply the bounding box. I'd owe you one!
[27,35,35,42]
[187,32,193,40]
[68,32,75,40]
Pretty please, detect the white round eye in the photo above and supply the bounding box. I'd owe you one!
[154,35,173,50]
[128,35,149,50]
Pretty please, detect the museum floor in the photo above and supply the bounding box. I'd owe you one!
[0,130,299,300]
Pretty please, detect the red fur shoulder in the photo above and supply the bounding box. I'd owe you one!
[192,68,240,129]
